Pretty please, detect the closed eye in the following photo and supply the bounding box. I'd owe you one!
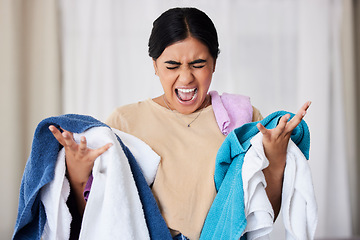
[166,66,179,70]
[193,65,205,69]
[165,60,180,70]
[190,59,206,69]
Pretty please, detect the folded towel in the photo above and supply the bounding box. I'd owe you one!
[200,111,310,240]
[209,91,253,135]
[13,114,171,240]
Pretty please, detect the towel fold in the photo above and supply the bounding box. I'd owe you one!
[114,129,160,186]
[83,129,160,201]
[281,139,317,239]
[242,133,317,239]
[242,133,274,239]
[40,148,71,239]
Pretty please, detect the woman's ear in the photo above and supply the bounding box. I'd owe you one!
[212,59,217,73]
[153,59,158,76]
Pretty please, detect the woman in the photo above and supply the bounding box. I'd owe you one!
[49,7,310,240]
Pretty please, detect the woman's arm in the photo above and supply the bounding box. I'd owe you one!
[49,126,112,216]
[257,101,311,219]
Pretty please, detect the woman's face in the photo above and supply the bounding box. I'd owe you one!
[153,37,216,115]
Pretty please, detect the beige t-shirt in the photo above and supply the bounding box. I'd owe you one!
[106,99,262,240]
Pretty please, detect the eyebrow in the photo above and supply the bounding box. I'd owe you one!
[164,59,207,65]
[189,59,207,64]
[164,60,181,65]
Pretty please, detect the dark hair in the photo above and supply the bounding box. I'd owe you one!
[148,7,220,60]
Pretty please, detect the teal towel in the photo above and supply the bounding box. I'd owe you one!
[200,111,310,240]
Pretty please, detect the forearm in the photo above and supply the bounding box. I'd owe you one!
[262,156,286,220]
[67,177,87,216]
[66,163,91,217]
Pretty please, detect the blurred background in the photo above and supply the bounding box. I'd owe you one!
[1,0,359,239]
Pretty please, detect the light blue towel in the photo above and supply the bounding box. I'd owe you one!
[200,111,310,240]
[13,114,171,240]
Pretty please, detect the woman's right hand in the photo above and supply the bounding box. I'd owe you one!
[49,125,113,185]
[48,125,113,213]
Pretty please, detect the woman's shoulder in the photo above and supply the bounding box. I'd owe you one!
[106,99,152,128]
[111,99,153,114]
[252,106,263,122]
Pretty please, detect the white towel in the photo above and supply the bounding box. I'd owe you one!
[113,128,160,186]
[40,148,72,240]
[282,139,318,240]
[242,133,317,240]
[40,126,161,240]
[242,133,274,240]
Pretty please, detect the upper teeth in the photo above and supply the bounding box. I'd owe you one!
[178,88,196,93]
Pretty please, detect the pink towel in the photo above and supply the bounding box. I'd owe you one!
[209,91,253,135]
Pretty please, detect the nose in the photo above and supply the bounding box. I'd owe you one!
[177,67,195,85]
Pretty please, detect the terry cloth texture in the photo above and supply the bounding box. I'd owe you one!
[209,91,253,135]
[242,133,317,239]
[199,111,310,240]
[13,114,171,240]
[242,133,274,239]
[83,129,161,202]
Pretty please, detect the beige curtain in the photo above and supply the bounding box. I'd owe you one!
[341,0,360,236]
[0,0,61,238]
[352,0,360,236]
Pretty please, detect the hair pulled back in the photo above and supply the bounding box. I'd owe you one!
[148,7,220,60]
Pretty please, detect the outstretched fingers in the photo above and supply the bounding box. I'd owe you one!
[257,114,290,140]
[49,125,66,146]
[285,101,311,134]
[257,122,268,136]
[274,114,290,137]
[256,101,311,139]
[48,125,78,150]
[49,125,113,162]
[79,136,87,148]
[61,128,78,151]
[89,143,113,160]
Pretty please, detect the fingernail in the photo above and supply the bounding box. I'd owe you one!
[302,111,307,117]
[81,137,86,142]
[49,126,54,132]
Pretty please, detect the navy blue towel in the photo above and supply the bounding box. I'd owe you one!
[13,114,171,240]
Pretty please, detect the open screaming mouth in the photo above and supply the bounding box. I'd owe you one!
[175,88,197,102]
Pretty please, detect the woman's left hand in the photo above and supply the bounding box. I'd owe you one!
[257,101,311,173]
[257,101,311,219]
